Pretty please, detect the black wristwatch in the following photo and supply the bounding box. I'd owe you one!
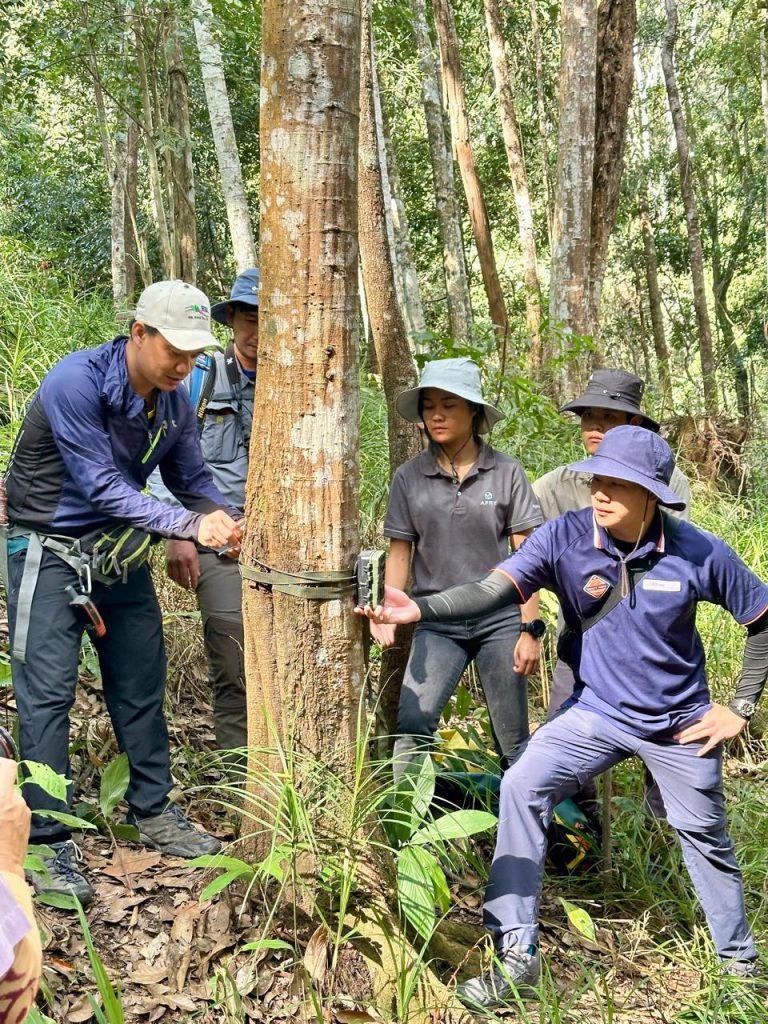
[520,619,547,639]
[728,699,757,721]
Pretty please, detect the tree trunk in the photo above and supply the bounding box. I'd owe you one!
[588,0,636,334]
[385,127,428,349]
[247,6,473,1017]
[359,0,421,744]
[124,118,144,294]
[761,3,768,299]
[638,198,672,412]
[432,0,508,347]
[168,27,197,284]
[548,0,598,393]
[410,0,473,344]
[191,0,258,272]
[133,7,175,278]
[483,0,542,370]
[83,10,128,308]
[528,0,553,245]
[661,0,718,416]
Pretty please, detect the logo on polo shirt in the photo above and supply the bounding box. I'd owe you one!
[480,490,496,506]
[583,574,610,599]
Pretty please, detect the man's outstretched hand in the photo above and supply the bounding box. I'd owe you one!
[198,511,243,551]
[355,585,422,626]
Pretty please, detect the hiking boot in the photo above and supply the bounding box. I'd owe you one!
[456,943,541,1010]
[26,840,94,908]
[722,959,761,979]
[128,805,222,858]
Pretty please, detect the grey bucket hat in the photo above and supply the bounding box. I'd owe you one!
[559,368,660,432]
[568,425,686,510]
[395,358,504,434]
[211,267,260,325]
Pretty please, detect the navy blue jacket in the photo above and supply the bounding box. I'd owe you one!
[6,337,231,539]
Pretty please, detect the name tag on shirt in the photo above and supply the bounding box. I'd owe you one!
[642,579,681,592]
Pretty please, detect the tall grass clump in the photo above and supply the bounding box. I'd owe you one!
[0,241,115,460]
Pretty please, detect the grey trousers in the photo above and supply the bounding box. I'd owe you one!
[485,706,756,964]
[394,607,529,774]
[195,551,246,751]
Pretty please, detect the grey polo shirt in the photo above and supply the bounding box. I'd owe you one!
[533,463,691,523]
[149,349,253,513]
[384,444,543,597]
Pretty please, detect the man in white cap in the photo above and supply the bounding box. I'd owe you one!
[4,280,242,907]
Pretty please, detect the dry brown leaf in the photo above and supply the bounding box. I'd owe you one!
[68,993,96,1022]
[147,873,196,889]
[205,900,232,940]
[101,849,163,879]
[303,924,329,986]
[130,964,170,986]
[335,1012,383,1024]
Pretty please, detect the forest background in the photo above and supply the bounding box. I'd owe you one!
[1,0,768,1022]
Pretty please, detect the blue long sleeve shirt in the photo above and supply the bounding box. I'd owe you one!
[5,337,233,540]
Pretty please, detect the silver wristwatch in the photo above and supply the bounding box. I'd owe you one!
[728,698,757,721]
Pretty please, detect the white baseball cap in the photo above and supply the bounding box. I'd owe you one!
[133,280,220,352]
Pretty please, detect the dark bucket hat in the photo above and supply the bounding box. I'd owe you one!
[568,425,686,510]
[559,368,659,431]
[211,267,260,325]
[395,358,504,434]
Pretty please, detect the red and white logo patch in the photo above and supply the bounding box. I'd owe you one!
[583,575,610,599]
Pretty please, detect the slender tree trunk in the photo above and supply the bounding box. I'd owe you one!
[385,128,428,348]
[589,0,636,334]
[133,9,175,277]
[410,0,473,344]
[359,0,421,745]
[168,28,197,284]
[432,0,508,346]
[125,118,142,294]
[638,198,672,411]
[549,0,598,392]
[83,12,128,308]
[528,0,553,245]
[661,0,717,416]
[483,0,542,370]
[762,4,768,299]
[191,0,257,271]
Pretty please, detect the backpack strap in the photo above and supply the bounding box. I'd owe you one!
[188,354,216,437]
[579,510,682,636]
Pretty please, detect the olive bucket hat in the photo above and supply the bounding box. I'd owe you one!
[395,358,504,434]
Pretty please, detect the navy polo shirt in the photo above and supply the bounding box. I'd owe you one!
[384,444,542,597]
[495,507,768,738]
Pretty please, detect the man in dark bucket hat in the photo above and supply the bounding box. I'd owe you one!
[362,426,768,1008]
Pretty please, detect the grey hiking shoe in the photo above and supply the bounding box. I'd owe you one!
[722,959,761,979]
[26,840,94,908]
[128,805,222,858]
[456,944,541,1010]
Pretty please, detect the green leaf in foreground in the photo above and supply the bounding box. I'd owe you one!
[240,938,294,953]
[20,760,69,801]
[411,809,497,846]
[397,845,438,941]
[559,898,597,943]
[99,752,130,819]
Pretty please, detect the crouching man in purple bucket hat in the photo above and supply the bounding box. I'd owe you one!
[359,425,767,1009]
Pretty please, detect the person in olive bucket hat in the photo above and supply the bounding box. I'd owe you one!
[372,357,545,775]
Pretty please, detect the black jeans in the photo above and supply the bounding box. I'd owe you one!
[394,606,529,775]
[8,549,173,842]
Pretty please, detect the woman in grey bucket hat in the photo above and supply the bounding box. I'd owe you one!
[373,358,544,775]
